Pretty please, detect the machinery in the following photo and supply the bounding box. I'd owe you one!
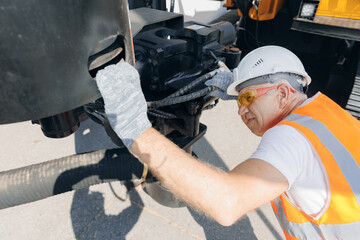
[0,1,240,209]
[224,0,360,117]
[1,0,358,211]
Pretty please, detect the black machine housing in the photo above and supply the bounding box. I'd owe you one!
[83,8,241,158]
[0,5,241,209]
[9,7,241,147]
[133,13,240,144]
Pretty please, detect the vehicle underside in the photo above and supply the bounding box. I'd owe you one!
[0,0,359,209]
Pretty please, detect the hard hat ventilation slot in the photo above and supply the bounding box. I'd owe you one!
[254,58,264,67]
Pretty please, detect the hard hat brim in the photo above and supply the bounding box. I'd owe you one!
[227,72,311,96]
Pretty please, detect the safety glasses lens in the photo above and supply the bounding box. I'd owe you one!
[238,91,257,107]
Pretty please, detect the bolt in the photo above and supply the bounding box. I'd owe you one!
[150,84,157,91]
[152,76,159,83]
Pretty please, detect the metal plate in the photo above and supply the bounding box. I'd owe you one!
[0,0,134,124]
[130,7,183,36]
[292,16,360,41]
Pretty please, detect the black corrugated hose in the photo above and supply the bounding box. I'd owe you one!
[148,109,178,119]
[164,68,222,99]
[147,86,218,109]
[84,68,222,119]
[0,148,148,210]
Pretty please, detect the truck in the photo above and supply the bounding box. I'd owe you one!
[223,0,360,117]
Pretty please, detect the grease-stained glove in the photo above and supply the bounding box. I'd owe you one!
[96,62,151,149]
[205,72,237,100]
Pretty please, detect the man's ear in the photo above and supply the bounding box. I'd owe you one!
[278,85,290,108]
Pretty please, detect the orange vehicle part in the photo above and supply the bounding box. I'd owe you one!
[249,0,286,20]
[223,0,236,8]
[223,0,286,21]
[316,0,360,20]
[225,0,360,21]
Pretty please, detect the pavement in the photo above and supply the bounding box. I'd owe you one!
[0,100,284,240]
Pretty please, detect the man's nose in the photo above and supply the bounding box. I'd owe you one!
[238,105,249,115]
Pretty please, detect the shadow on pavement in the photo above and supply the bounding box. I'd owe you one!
[69,119,279,239]
[191,137,258,240]
[72,119,144,239]
[71,186,143,240]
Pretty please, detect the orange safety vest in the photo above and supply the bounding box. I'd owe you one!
[271,93,360,239]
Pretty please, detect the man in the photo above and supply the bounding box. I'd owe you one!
[96,46,360,239]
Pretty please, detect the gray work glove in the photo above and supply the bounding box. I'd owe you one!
[96,62,151,149]
[205,72,237,100]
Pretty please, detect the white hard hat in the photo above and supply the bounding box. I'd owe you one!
[227,46,311,96]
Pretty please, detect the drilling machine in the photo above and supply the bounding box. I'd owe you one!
[0,1,240,209]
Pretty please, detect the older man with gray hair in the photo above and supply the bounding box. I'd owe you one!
[96,45,360,240]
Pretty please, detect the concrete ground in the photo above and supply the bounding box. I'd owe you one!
[0,100,284,240]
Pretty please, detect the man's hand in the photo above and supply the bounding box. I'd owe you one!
[96,62,151,149]
[205,72,237,100]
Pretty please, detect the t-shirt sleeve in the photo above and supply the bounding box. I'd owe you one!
[250,125,311,190]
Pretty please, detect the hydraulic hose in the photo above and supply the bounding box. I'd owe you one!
[85,68,223,115]
[0,148,147,210]
[148,109,178,119]
[147,86,218,109]
[84,103,105,112]
[84,107,105,125]
[165,68,222,99]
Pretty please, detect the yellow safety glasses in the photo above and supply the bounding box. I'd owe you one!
[237,85,295,107]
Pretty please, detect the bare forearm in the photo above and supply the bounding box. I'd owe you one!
[95,62,288,226]
[130,128,240,225]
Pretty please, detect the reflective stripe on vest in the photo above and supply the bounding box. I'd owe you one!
[285,113,360,206]
[273,198,360,240]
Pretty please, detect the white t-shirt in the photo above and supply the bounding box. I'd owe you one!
[250,124,329,218]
